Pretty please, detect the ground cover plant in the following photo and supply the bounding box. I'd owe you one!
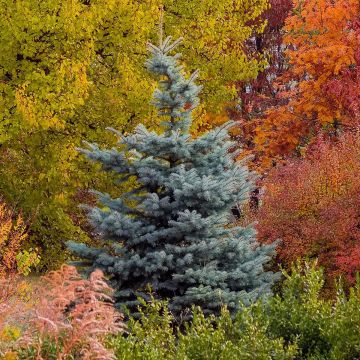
[3,262,360,359]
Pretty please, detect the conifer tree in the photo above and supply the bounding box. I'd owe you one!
[67,37,279,316]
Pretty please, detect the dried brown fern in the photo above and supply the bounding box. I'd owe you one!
[0,274,34,357]
[23,265,124,359]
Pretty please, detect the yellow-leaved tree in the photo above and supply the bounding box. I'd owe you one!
[0,0,269,269]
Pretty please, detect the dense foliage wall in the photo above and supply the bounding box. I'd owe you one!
[253,0,360,169]
[0,0,269,268]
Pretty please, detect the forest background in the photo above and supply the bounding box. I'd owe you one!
[0,0,359,285]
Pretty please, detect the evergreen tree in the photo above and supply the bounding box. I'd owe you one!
[67,37,279,316]
[0,0,268,270]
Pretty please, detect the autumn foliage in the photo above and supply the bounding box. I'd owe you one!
[256,132,360,283]
[235,0,360,282]
[0,201,27,277]
[0,265,123,359]
[197,0,294,159]
[253,0,360,169]
[24,265,124,359]
[1,1,360,355]
[234,0,292,158]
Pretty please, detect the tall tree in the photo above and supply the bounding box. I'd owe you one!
[67,37,279,316]
[193,0,294,173]
[234,0,292,164]
[253,0,360,169]
[0,0,270,268]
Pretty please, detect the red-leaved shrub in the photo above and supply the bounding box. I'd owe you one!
[256,131,360,283]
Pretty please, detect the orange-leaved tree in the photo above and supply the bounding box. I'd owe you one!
[234,0,293,164]
[253,0,360,170]
[0,201,27,278]
[256,131,360,284]
[197,0,293,143]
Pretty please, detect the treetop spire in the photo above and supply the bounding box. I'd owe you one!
[145,36,202,133]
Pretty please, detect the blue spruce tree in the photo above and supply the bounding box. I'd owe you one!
[67,36,279,316]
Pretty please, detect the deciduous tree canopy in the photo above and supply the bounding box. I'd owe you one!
[0,0,269,268]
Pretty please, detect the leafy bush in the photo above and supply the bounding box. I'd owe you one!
[3,262,360,358]
[267,262,360,359]
[109,262,360,360]
[257,133,360,284]
[108,298,297,360]
[15,248,40,277]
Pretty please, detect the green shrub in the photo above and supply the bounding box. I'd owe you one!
[267,262,332,358]
[108,298,177,360]
[8,262,360,359]
[176,306,297,360]
[267,262,360,359]
[108,297,297,360]
[323,282,360,359]
[109,262,360,360]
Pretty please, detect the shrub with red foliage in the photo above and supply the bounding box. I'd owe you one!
[23,265,124,359]
[256,132,360,283]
